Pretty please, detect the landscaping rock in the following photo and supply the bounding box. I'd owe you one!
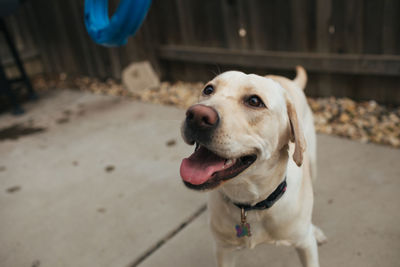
[122,61,160,94]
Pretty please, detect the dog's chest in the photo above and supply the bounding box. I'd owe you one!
[242,214,293,249]
[211,208,293,250]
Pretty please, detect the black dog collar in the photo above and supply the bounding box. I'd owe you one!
[234,178,287,212]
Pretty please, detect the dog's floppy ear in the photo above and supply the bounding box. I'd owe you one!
[286,99,306,166]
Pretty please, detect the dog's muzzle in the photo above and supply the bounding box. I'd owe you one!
[183,104,219,145]
[180,104,257,190]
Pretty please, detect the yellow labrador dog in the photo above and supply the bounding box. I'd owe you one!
[180,66,326,267]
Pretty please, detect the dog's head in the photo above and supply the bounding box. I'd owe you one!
[180,71,305,191]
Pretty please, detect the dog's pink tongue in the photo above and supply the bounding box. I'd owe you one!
[180,146,226,185]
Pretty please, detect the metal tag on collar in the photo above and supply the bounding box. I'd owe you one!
[235,208,251,238]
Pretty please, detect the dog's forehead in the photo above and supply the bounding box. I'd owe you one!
[211,71,285,109]
[212,71,247,85]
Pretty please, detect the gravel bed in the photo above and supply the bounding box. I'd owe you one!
[32,74,400,148]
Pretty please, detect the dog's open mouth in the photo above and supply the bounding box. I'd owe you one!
[180,144,256,190]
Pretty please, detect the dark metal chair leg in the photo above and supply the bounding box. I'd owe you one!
[0,17,37,100]
[0,63,24,115]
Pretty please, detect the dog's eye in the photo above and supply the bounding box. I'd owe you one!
[203,85,214,96]
[246,95,265,108]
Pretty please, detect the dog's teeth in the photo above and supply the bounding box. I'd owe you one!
[225,159,233,166]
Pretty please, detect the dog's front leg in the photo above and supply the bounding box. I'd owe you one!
[215,244,237,267]
[295,227,320,267]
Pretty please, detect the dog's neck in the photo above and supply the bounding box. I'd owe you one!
[219,148,289,205]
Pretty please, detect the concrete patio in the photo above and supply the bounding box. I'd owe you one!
[0,90,399,267]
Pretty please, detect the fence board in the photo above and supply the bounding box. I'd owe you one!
[315,0,333,96]
[291,0,308,52]
[54,1,81,74]
[382,0,400,55]
[236,0,251,49]
[152,0,181,45]
[275,0,292,51]
[316,0,332,53]
[330,0,364,54]
[158,45,400,76]
[220,0,240,49]
[29,0,63,73]
[15,8,34,53]
[175,0,195,45]
[363,0,384,54]
[247,0,264,51]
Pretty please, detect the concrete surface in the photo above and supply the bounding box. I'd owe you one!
[0,90,399,267]
[0,90,205,267]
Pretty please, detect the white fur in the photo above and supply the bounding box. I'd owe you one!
[184,67,326,267]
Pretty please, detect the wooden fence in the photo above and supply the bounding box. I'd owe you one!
[1,0,400,104]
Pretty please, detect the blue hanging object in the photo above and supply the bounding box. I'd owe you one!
[84,0,151,46]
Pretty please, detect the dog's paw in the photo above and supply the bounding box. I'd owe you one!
[313,225,327,246]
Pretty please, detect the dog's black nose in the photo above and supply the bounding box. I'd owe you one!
[186,104,219,129]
